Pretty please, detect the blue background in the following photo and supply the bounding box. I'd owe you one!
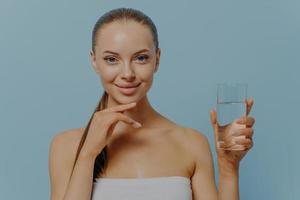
[1,0,299,199]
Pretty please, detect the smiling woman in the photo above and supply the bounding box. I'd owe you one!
[90,18,160,103]
[48,7,255,200]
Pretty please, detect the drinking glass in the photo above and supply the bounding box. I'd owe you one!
[216,83,247,150]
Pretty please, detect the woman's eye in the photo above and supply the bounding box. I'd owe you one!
[104,57,118,64]
[135,55,149,62]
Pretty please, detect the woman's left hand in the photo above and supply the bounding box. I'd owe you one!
[210,98,255,171]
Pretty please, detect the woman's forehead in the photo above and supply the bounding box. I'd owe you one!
[96,21,155,54]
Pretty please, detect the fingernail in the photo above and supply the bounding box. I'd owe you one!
[132,122,142,128]
[233,135,246,143]
[236,118,243,123]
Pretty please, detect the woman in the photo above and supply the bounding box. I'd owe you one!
[49,7,255,200]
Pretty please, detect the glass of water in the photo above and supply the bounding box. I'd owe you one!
[216,83,247,150]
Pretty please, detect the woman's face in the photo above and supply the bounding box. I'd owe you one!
[90,20,160,105]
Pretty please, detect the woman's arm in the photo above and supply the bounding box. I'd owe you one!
[208,98,255,200]
[49,103,142,200]
[217,159,240,200]
[49,130,101,200]
[188,128,218,200]
[62,153,97,200]
[186,128,240,200]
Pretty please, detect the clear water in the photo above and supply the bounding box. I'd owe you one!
[217,101,246,126]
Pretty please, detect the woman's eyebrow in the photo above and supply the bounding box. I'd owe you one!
[132,49,150,55]
[103,49,150,55]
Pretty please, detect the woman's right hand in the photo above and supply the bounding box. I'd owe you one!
[80,102,141,158]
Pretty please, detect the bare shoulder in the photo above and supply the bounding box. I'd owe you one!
[182,128,217,199]
[48,127,85,200]
[183,127,210,148]
[160,114,207,141]
[178,126,213,165]
[49,127,85,171]
[52,127,85,144]
[160,117,211,153]
[50,128,84,158]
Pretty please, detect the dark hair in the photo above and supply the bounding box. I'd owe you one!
[91,7,159,52]
[68,7,159,193]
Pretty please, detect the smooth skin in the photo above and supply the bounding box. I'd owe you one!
[48,20,255,200]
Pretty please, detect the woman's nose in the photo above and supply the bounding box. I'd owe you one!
[121,64,136,80]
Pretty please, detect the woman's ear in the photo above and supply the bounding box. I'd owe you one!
[154,48,161,73]
[90,50,100,75]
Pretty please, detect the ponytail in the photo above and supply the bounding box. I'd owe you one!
[69,91,108,185]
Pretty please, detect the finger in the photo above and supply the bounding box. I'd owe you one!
[226,144,246,151]
[221,141,245,150]
[225,135,245,148]
[246,97,254,116]
[234,137,253,151]
[218,140,245,151]
[210,109,219,144]
[111,112,142,128]
[217,141,240,150]
[103,102,136,113]
[245,141,254,150]
[210,109,218,128]
[236,116,255,127]
[217,141,226,149]
[232,128,254,138]
[234,137,252,146]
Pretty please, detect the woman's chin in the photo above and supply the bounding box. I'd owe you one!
[110,93,143,105]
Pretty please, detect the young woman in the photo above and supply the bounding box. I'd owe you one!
[49,8,255,200]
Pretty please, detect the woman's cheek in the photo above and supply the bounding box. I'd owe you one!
[137,67,154,93]
[136,65,155,81]
[99,66,119,82]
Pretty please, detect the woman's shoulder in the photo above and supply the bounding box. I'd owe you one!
[166,118,208,144]
[182,127,209,146]
[50,127,85,162]
[181,127,213,165]
[48,128,85,199]
[165,123,213,176]
[53,127,85,141]
[52,127,85,147]
[159,116,209,148]
[169,123,212,161]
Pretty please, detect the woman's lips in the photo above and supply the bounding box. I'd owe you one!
[115,83,141,95]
